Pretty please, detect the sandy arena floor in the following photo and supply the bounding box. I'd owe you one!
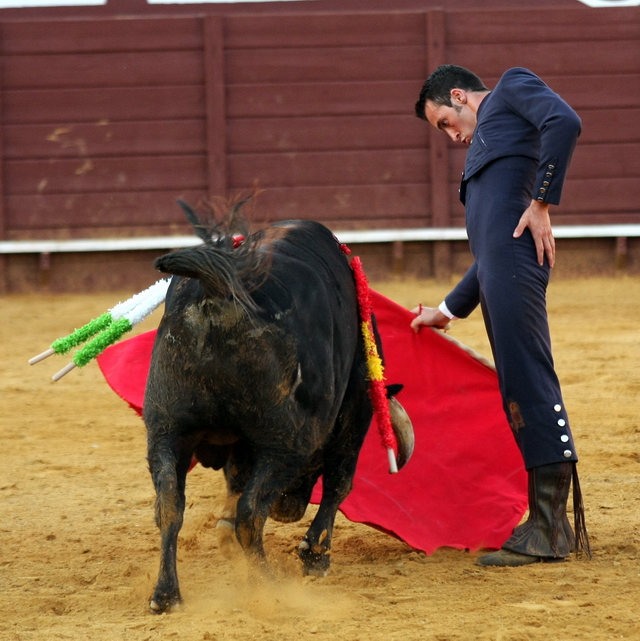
[2,276,640,640]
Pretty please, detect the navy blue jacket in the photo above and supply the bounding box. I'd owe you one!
[460,67,581,207]
[448,68,581,319]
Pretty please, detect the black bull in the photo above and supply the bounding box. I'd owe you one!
[145,216,413,613]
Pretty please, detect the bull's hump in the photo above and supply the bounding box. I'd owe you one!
[256,224,293,250]
[260,220,334,250]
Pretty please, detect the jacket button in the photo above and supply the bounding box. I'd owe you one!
[537,196,544,201]
[558,418,566,427]
[539,188,546,193]
[543,181,550,186]
[564,450,572,458]
[554,404,562,412]
[561,435,569,443]
[548,164,555,169]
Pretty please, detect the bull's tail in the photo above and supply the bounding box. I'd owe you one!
[154,199,268,311]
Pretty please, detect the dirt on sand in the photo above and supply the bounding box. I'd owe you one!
[2,276,640,641]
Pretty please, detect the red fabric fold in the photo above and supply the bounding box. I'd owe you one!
[97,288,526,554]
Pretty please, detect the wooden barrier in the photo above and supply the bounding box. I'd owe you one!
[0,3,637,290]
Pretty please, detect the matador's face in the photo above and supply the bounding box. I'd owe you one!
[424,89,477,146]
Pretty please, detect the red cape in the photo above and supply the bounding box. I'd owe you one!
[97,289,527,554]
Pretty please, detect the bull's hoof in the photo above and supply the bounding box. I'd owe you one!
[298,539,330,577]
[149,591,182,614]
[216,518,240,559]
[302,566,329,578]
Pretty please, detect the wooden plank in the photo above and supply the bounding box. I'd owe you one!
[447,41,640,78]
[227,115,428,153]
[227,81,419,118]
[446,184,466,224]
[0,0,587,25]
[0,17,203,54]
[578,108,640,144]
[569,143,640,179]
[237,184,431,224]
[5,190,207,230]
[227,149,428,188]
[204,15,227,198]
[446,8,640,45]
[5,250,166,295]
[426,8,452,279]
[226,46,424,84]
[3,86,205,124]
[448,148,467,179]
[427,9,449,227]
[560,178,640,214]
[4,186,432,232]
[304,216,435,231]
[224,13,425,49]
[4,120,207,159]
[3,51,204,89]
[5,156,207,195]
[5,224,196,241]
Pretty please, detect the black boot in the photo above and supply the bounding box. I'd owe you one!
[477,462,591,567]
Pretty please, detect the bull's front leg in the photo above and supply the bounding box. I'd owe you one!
[298,493,341,577]
[297,454,349,577]
[148,443,189,614]
[216,492,241,558]
[299,398,370,576]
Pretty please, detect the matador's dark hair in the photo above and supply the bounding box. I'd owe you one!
[415,64,488,120]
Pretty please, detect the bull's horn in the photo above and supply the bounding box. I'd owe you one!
[389,396,414,470]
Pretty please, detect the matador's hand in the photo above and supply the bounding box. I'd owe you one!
[513,199,555,268]
[410,306,451,333]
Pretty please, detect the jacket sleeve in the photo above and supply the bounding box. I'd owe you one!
[444,261,480,319]
[501,68,581,206]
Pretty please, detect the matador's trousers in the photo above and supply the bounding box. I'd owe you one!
[463,155,578,470]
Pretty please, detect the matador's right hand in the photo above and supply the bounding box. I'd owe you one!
[410,306,451,333]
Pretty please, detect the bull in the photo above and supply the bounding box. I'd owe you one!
[144,202,413,613]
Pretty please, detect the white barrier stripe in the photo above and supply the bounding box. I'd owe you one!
[0,236,200,254]
[2,224,640,254]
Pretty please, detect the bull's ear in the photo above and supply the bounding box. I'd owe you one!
[178,199,210,242]
[385,383,404,398]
